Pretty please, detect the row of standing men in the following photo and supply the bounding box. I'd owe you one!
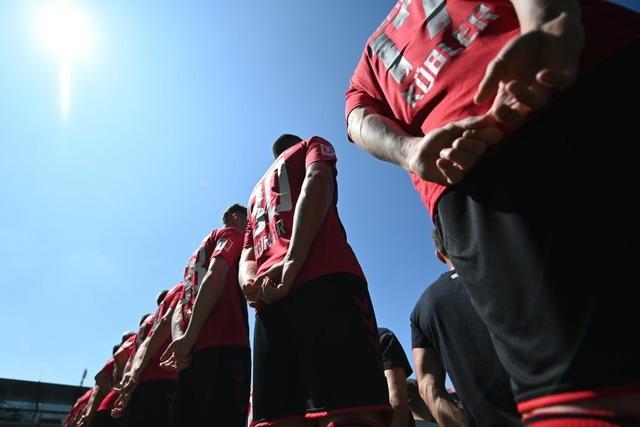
[70,0,640,426]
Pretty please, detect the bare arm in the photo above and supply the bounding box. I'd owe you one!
[161,257,229,370]
[413,348,469,427]
[181,257,229,347]
[261,161,334,302]
[282,160,333,283]
[171,298,186,340]
[385,367,411,427]
[239,247,260,306]
[120,316,172,393]
[78,374,109,426]
[347,107,501,185]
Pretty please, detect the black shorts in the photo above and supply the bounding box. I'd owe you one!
[123,379,175,427]
[436,43,640,403]
[252,273,391,426]
[172,345,251,427]
[95,410,119,427]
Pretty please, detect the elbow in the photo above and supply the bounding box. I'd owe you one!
[347,107,367,144]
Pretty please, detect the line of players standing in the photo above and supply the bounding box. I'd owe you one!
[66,0,640,426]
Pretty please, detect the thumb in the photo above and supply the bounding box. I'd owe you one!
[160,342,174,362]
[475,56,507,105]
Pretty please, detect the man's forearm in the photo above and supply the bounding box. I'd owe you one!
[284,163,333,268]
[171,300,186,340]
[421,384,468,427]
[238,249,257,287]
[348,107,414,170]
[84,385,106,421]
[385,368,410,427]
[183,260,228,344]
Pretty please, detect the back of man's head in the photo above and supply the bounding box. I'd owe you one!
[121,330,135,343]
[272,134,302,158]
[222,203,247,226]
[112,344,121,355]
[139,313,151,326]
[156,289,169,306]
[432,227,447,258]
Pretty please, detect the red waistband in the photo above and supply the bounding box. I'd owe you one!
[518,385,640,413]
[252,404,392,427]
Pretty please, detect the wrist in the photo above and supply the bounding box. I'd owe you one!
[400,135,423,173]
[517,0,582,34]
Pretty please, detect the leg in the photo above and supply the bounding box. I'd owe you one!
[252,300,308,427]
[437,42,640,415]
[187,346,250,427]
[288,274,392,427]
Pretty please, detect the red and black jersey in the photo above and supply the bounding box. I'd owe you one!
[346,0,640,217]
[64,388,93,426]
[244,136,364,293]
[97,389,118,413]
[180,227,249,351]
[94,334,136,413]
[136,284,184,383]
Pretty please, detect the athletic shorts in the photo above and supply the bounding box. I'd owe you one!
[252,273,391,426]
[436,42,640,406]
[95,410,119,427]
[172,345,251,427]
[124,379,175,427]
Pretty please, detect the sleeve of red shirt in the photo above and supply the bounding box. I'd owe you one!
[345,48,388,122]
[305,136,337,169]
[210,228,243,266]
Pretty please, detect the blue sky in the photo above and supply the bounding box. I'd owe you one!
[1,0,637,387]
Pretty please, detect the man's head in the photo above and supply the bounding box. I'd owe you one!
[121,330,135,343]
[139,313,151,326]
[432,226,453,269]
[222,203,248,230]
[156,289,169,306]
[272,134,302,159]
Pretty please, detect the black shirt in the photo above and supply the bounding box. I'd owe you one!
[410,271,521,427]
[378,327,415,427]
[379,327,413,377]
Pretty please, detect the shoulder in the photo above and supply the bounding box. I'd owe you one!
[413,272,457,316]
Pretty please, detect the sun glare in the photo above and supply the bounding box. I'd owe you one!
[37,0,92,121]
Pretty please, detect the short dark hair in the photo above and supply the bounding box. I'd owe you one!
[222,204,247,225]
[432,226,447,257]
[121,330,134,343]
[139,313,151,326]
[272,134,302,158]
[112,344,121,355]
[156,289,168,306]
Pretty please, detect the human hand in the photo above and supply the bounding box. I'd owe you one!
[260,260,298,304]
[475,12,585,124]
[114,372,136,395]
[406,116,502,185]
[110,392,131,419]
[159,335,193,371]
[242,276,262,308]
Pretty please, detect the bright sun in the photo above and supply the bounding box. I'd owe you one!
[37,0,92,120]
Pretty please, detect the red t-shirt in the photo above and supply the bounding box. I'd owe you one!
[64,388,93,426]
[180,227,250,351]
[244,137,364,296]
[97,389,118,413]
[137,284,183,383]
[95,335,136,413]
[345,0,640,217]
